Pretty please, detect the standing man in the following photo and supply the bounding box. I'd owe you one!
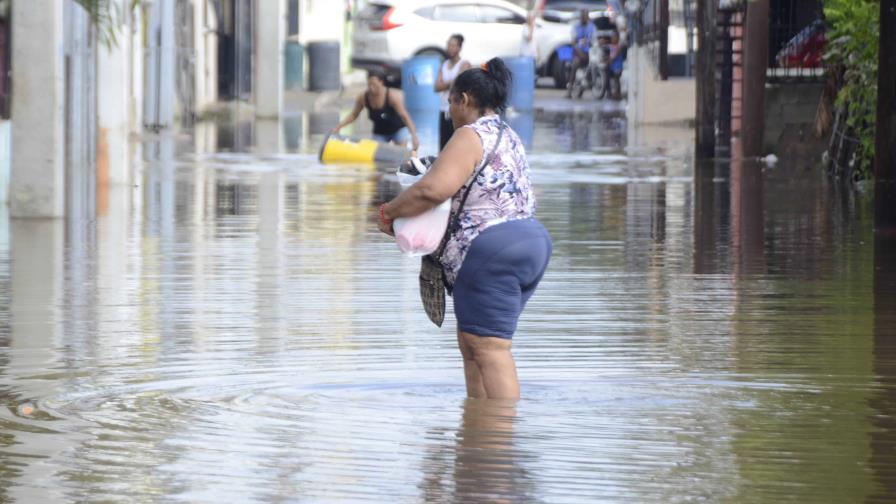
[567,9,595,98]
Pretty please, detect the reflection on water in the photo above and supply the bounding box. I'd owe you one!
[0,107,895,502]
[421,399,534,503]
[872,231,896,502]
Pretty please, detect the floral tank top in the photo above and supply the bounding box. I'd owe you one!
[440,115,537,288]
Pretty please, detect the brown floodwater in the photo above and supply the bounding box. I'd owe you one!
[0,105,895,502]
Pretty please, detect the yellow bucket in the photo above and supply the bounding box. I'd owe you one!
[319,133,379,164]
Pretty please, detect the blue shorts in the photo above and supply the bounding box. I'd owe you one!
[452,218,552,339]
[373,127,410,146]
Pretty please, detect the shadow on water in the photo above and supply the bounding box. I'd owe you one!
[1,101,896,501]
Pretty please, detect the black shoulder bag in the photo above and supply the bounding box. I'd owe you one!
[419,123,506,327]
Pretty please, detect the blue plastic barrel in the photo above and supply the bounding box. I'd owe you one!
[408,108,441,157]
[506,111,534,150]
[504,56,535,112]
[401,56,442,111]
[285,41,304,90]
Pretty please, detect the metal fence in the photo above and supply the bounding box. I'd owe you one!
[638,0,670,79]
[714,2,745,156]
[635,0,698,79]
[767,0,826,82]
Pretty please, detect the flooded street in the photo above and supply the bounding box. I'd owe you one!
[1,103,895,502]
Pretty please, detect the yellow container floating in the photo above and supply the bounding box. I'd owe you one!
[319,133,379,164]
[319,133,410,170]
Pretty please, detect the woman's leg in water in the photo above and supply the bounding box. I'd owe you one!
[459,331,519,400]
[457,330,487,399]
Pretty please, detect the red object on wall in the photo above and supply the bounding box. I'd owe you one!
[775,20,826,68]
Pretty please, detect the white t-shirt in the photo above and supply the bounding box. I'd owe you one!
[439,59,466,113]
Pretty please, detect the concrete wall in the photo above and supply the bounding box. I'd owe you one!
[628,45,696,126]
[762,82,824,151]
[762,81,827,166]
[297,0,344,44]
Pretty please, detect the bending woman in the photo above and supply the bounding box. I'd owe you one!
[378,58,552,400]
[332,70,420,152]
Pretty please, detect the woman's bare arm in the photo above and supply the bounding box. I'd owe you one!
[389,90,420,151]
[332,94,365,132]
[435,66,449,92]
[384,127,483,219]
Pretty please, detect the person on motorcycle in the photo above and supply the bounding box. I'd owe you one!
[566,9,595,98]
[607,29,627,100]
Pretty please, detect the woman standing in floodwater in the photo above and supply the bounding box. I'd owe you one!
[378,58,552,400]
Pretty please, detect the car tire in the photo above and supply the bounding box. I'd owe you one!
[550,54,568,89]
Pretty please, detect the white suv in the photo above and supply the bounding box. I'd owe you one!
[352,0,571,86]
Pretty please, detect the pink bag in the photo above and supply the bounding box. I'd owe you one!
[393,200,450,256]
[392,157,450,256]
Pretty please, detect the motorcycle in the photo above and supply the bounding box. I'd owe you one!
[570,37,611,100]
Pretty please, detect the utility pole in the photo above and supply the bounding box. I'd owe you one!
[872,7,896,491]
[256,0,286,118]
[10,0,65,218]
[695,0,717,160]
[739,0,769,159]
[876,0,896,231]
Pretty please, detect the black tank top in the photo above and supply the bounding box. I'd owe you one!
[366,89,406,136]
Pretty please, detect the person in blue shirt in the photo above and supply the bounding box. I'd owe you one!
[607,29,628,100]
[566,9,595,98]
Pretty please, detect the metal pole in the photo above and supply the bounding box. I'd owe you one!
[695,0,717,160]
[659,0,669,80]
[876,0,896,232]
[739,0,769,159]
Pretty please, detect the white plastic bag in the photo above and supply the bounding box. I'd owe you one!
[392,158,450,256]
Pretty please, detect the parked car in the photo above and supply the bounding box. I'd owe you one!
[352,0,572,87]
[539,0,614,23]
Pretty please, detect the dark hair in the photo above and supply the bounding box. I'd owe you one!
[367,69,387,83]
[449,33,464,47]
[450,57,512,114]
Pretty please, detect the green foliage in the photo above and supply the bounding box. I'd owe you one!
[73,0,141,48]
[824,0,879,177]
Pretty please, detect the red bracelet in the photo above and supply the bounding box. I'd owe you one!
[379,203,392,226]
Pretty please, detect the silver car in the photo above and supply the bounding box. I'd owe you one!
[352,0,572,86]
